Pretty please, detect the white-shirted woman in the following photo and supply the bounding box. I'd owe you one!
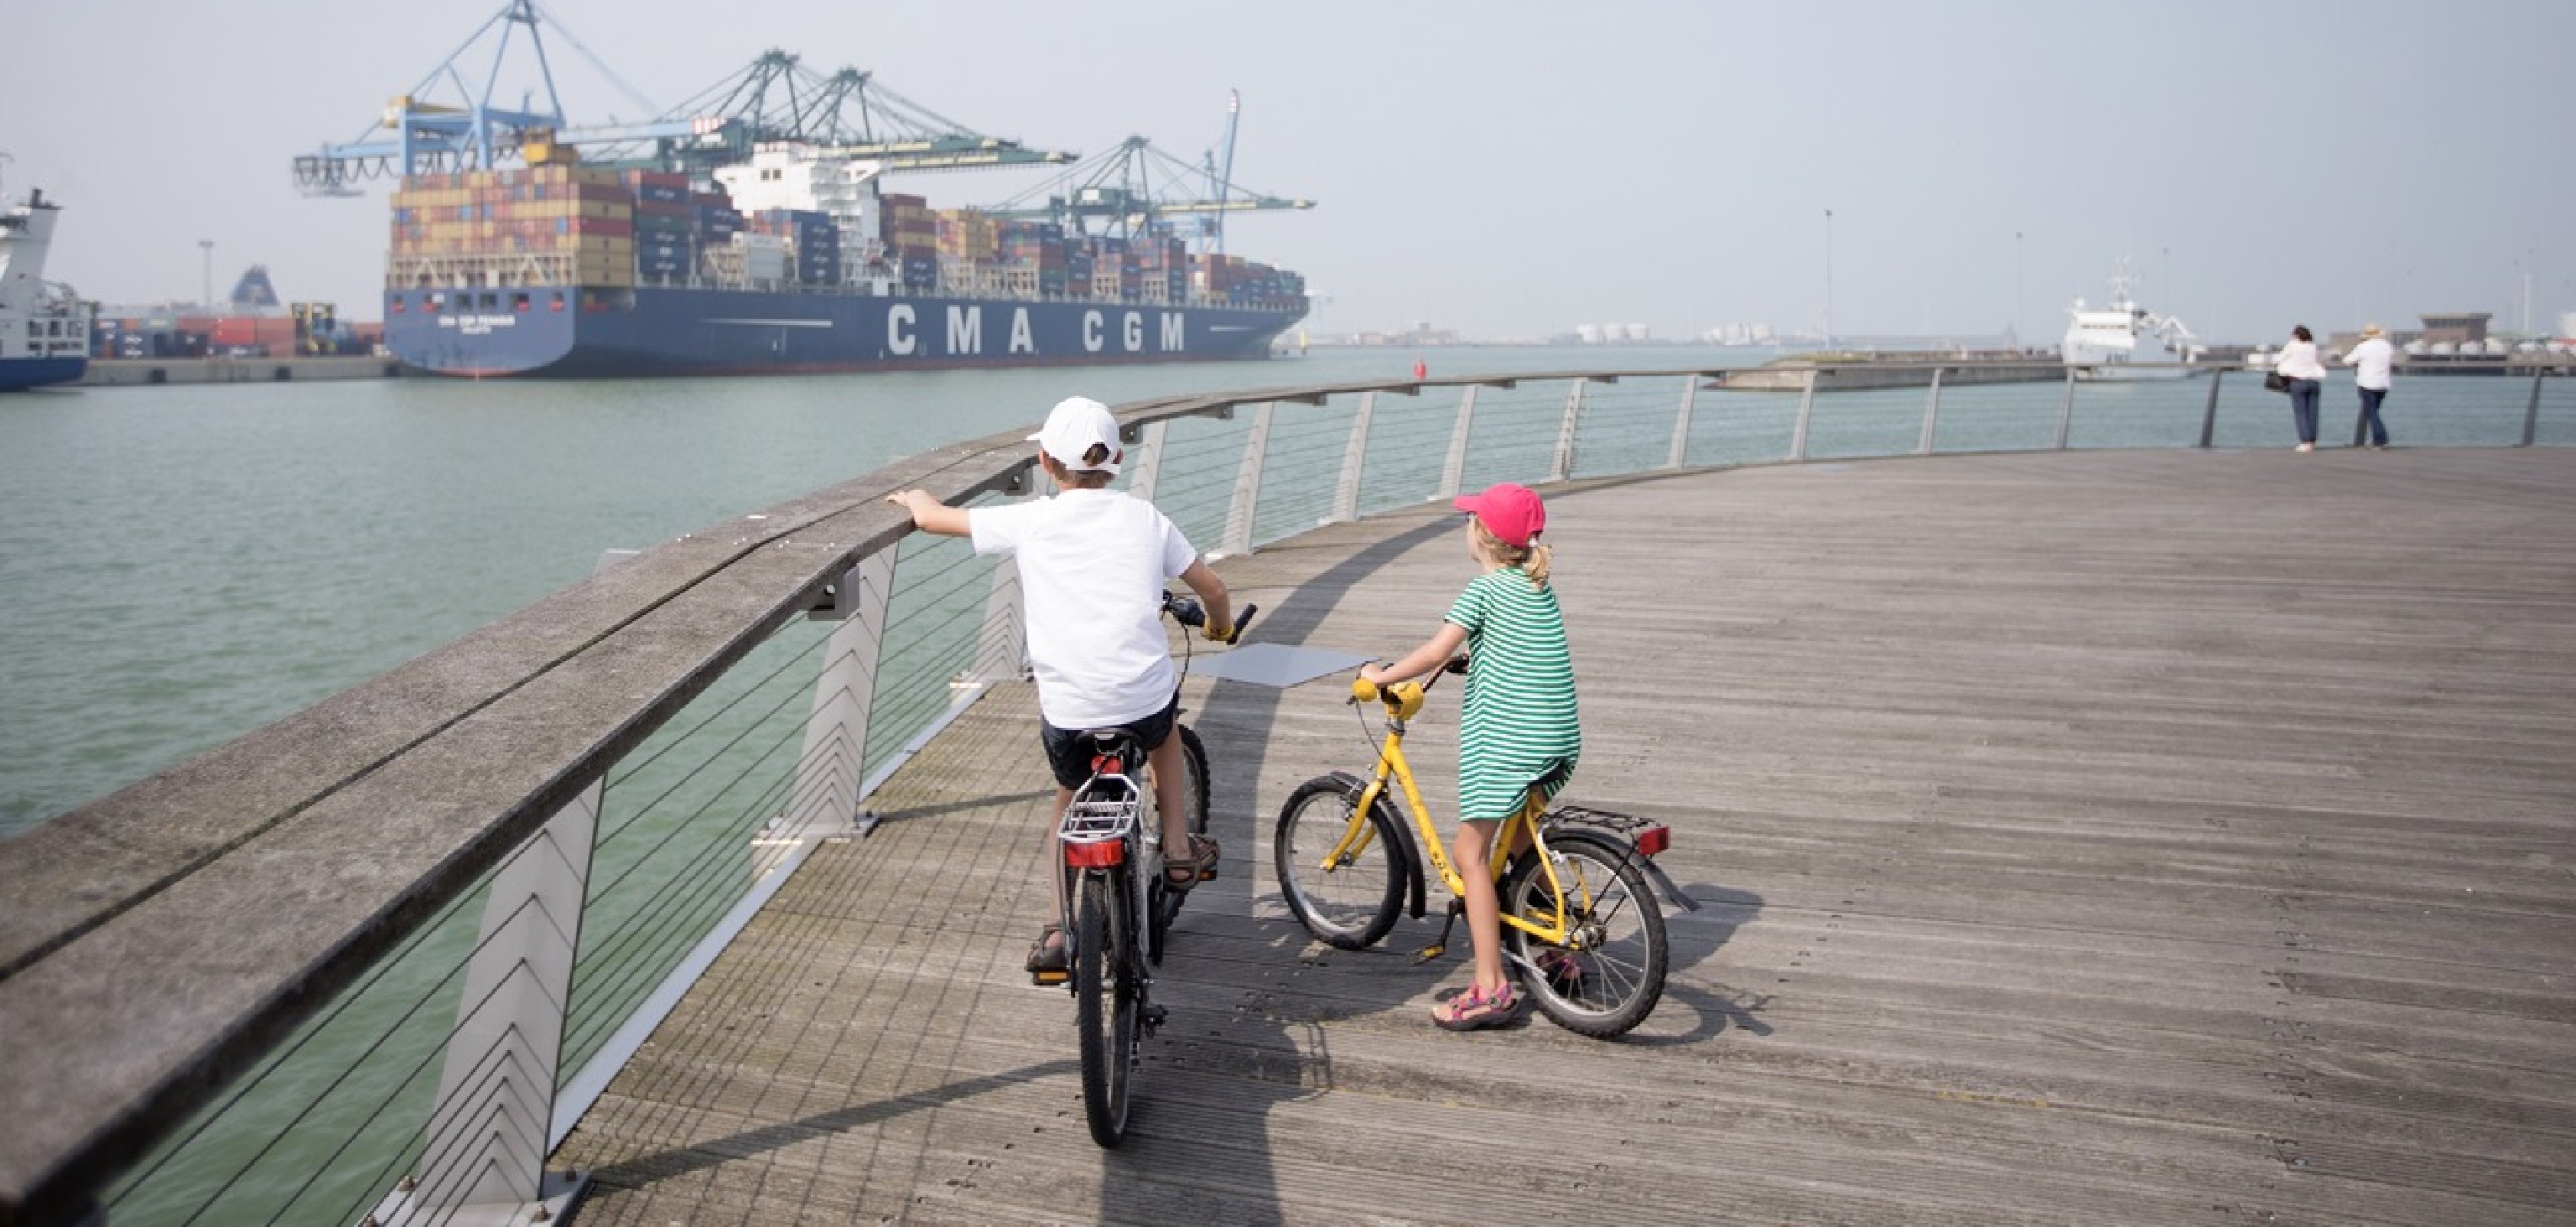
[2275,324,2329,451]
[2341,323,2395,449]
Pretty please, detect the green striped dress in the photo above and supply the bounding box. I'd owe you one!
[1444,566,1582,821]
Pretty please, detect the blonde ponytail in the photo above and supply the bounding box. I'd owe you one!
[1471,520,1553,590]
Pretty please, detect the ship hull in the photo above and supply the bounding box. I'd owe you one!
[385,287,1303,378]
[0,356,87,391]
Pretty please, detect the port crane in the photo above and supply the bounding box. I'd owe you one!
[292,0,1070,196]
[983,107,1312,252]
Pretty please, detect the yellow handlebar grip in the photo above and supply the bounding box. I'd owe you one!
[1350,676,1380,703]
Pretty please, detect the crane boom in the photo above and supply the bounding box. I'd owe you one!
[294,3,1070,195]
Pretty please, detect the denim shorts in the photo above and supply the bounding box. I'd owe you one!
[1038,694,1178,790]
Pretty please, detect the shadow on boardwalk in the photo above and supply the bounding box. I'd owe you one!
[558,449,2576,1225]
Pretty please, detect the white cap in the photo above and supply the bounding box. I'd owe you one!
[1028,396,1124,475]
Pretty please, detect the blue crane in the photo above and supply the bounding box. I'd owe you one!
[292,0,1070,196]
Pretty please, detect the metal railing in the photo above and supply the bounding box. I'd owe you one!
[0,361,2565,1226]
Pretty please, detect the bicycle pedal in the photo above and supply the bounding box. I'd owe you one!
[1412,942,1447,964]
[1143,1005,1168,1028]
[1030,969,1069,987]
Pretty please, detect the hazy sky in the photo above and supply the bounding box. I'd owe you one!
[8,1,2569,343]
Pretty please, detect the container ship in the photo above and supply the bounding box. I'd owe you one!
[381,142,1309,379]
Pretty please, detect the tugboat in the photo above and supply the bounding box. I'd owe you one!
[2061,258,2203,380]
[0,171,92,391]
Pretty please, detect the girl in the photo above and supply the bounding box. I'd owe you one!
[1361,482,1582,1031]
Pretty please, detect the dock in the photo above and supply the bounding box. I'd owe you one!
[1718,358,2074,391]
[546,448,2576,1224]
[77,354,400,386]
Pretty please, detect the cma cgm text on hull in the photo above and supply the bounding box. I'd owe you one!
[385,284,1299,377]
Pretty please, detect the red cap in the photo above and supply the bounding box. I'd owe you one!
[1453,482,1546,548]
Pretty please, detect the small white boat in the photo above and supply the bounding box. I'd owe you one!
[2061,258,2203,380]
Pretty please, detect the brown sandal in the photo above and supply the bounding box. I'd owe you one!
[1026,923,1067,983]
[1162,833,1220,889]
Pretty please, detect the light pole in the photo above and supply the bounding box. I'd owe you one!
[1823,208,1834,350]
[2014,230,2024,350]
[199,240,215,311]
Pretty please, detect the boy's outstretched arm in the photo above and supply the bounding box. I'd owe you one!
[1362,623,1468,687]
[1177,557,1233,639]
[885,489,970,538]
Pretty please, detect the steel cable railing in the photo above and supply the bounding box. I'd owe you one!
[40,361,2568,1227]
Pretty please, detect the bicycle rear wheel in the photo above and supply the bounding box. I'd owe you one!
[1074,872,1137,1146]
[1503,836,1668,1038]
[1274,776,1405,949]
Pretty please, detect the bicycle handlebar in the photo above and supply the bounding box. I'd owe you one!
[1349,653,1468,709]
[1163,594,1259,646]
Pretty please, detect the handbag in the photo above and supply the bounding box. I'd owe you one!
[2262,371,2292,393]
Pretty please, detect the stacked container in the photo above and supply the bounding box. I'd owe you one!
[997,221,1066,298]
[882,194,937,292]
[624,171,694,285]
[750,209,840,286]
[1133,235,1187,304]
[389,165,635,288]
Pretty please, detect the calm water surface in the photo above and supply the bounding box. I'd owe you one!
[0,346,1745,834]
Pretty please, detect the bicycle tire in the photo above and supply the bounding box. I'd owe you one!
[1503,834,1668,1038]
[1074,872,1136,1146]
[1274,775,1405,949]
[1148,725,1214,963]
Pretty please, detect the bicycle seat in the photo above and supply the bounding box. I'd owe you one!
[1524,759,1575,798]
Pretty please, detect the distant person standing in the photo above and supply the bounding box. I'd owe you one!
[2341,323,2395,449]
[2275,324,2328,452]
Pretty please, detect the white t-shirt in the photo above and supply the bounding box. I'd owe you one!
[2273,340,2328,380]
[2344,337,2394,390]
[969,488,1198,729]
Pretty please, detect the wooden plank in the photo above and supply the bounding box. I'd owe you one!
[550,449,2576,1224]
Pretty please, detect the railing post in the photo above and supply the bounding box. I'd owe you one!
[1125,419,1168,502]
[1329,391,1376,523]
[2198,370,2225,448]
[1917,366,1946,455]
[1217,401,1273,557]
[388,786,593,1226]
[2522,371,2545,447]
[783,551,899,843]
[2054,367,2078,450]
[1664,374,1698,469]
[1438,385,1480,498]
[391,551,641,1224]
[1789,370,1817,462]
[1549,380,1585,484]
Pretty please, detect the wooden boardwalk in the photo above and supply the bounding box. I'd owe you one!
[553,449,2576,1226]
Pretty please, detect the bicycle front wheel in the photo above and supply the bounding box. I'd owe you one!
[1148,725,1214,963]
[1074,873,1137,1146]
[1274,776,1405,949]
[1503,836,1668,1038]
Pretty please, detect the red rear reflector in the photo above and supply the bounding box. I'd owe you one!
[1634,824,1671,857]
[1066,840,1125,868]
[1092,756,1123,775]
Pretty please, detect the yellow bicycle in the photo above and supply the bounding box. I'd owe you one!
[1275,658,1692,1038]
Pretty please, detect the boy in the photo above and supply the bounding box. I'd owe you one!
[886,396,1234,978]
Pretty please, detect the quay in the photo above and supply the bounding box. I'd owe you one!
[77,354,401,386]
[1718,358,2074,391]
[1,365,2570,1225]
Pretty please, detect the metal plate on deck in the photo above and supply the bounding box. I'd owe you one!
[1181,642,1372,689]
